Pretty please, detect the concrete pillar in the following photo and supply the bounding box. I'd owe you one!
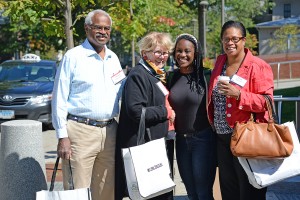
[0,120,47,200]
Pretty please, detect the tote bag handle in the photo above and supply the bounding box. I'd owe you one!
[136,107,152,145]
[49,157,74,191]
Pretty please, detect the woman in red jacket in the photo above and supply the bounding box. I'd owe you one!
[207,20,274,200]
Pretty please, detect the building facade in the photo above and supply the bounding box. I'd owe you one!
[256,0,300,55]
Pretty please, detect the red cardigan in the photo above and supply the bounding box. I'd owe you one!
[207,48,274,129]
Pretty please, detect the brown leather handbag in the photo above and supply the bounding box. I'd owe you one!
[230,95,294,159]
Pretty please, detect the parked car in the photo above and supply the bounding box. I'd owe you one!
[0,54,58,129]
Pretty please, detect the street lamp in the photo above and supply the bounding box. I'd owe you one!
[199,1,209,58]
[192,18,197,38]
[221,0,225,26]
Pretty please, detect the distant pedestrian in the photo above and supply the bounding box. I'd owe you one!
[52,9,125,200]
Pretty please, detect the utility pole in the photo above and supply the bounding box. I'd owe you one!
[198,1,209,58]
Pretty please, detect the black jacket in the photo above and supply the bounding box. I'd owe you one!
[115,63,169,199]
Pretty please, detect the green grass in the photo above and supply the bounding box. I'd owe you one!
[274,86,300,123]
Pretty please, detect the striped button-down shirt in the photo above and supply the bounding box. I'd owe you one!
[52,39,125,138]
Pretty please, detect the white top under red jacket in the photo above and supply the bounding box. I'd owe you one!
[207,48,274,129]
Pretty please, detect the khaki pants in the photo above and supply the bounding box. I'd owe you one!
[62,119,117,200]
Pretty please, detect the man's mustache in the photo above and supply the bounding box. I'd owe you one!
[96,33,108,38]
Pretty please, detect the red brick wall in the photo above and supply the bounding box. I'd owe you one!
[258,52,300,80]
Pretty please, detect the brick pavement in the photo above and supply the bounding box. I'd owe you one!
[46,163,62,182]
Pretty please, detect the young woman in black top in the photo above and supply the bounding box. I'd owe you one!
[168,33,217,200]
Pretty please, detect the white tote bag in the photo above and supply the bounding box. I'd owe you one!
[36,188,91,200]
[238,121,300,189]
[36,157,92,200]
[122,108,175,200]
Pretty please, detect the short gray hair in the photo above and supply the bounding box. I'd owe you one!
[85,9,112,26]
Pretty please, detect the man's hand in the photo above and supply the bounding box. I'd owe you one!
[57,137,72,160]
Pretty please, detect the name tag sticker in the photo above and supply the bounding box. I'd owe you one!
[156,81,169,96]
[111,70,126,85]
[231,74,247,87]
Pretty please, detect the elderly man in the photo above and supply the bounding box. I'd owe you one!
[52,9,125,200]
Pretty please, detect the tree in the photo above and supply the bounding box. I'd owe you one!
[0,0,97,56]
[180,0,273,57]
[1,0,195,63]
[269,25,300,54]
[107,0,194,66]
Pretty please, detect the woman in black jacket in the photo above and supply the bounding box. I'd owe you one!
[115,32,175,200]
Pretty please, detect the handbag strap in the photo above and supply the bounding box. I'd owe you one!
[49,157,74,191]
[137,107,152,145]
[263,95,278,122]
[263,95,279,123]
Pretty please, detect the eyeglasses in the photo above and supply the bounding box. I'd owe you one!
[153,51,169,57]
[222,37,245,44]
[88,25,111,32]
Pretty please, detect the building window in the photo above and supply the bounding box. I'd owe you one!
[284,4,291,18]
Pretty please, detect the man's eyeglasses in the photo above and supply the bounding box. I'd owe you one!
[88,25,111,32]
[153,51,169,57]
[222,37,245,44]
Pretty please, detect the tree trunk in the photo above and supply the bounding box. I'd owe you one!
[130,0,135,67]
[64,0,74,49]
[131,38,135,67]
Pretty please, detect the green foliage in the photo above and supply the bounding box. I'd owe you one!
[203,57,214,69]
[269,25,300,53]
[1,0,195,60]
[0,0,273,60]
[0,0,98,56]
[105,0,196,64]
[274,86,300,123]
[204,0,270,57]
[245,34,259,55]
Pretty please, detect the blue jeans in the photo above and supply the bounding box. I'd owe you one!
[176,127,217,200]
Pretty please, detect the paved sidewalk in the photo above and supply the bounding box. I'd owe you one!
[43,129,300,199]
[43,130,222,200]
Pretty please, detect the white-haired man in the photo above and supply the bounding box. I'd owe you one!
[52,9,125,200]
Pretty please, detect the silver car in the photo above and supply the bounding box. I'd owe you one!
[0,54,58,129]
